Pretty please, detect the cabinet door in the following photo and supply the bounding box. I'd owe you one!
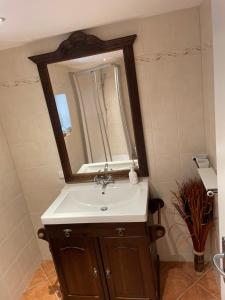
[50,236,106,300]
[100,237,156,300]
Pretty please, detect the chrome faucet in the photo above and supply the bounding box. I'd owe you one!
[104,163,109,172]
[94,174,114,189]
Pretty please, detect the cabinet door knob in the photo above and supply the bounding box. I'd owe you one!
[106,268,111,279]
[93,267,98,278]
[63,229,72,238]
[115,227,125,236]
[37,228,48,242]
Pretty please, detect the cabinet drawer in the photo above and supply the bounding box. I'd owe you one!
[94,223,147,237]
[45,223,147,239]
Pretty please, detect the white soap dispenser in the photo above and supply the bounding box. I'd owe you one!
[129,164,138,184]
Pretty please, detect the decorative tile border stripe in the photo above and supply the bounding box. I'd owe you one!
[136,46,204,63]
[0,76,40,88]
[0,44,213,87]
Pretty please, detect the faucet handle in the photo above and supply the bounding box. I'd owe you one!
[107,175,114,183]
[94,175,103,185]
[94,175,100,183]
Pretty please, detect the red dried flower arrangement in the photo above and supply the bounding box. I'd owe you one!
[172,178,214,273]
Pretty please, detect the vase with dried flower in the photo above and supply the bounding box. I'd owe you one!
[172,178,214,274]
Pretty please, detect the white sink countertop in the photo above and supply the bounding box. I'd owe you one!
[41,178,149,225]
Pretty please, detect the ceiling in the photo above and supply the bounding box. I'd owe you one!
[0,0,202,50]
[58,50,123,70]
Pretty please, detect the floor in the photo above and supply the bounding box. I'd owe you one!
[20,260,221,300]
[21,261,61,300]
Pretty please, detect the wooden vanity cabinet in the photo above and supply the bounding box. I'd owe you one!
[45,223,158,300]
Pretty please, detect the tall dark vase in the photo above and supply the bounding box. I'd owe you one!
[194,251,204,273]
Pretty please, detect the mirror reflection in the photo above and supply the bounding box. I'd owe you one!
[48,50,137,174]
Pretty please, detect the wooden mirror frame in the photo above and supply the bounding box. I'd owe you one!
[29,31,148,182]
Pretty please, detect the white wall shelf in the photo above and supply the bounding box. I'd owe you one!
[197,167,218,197]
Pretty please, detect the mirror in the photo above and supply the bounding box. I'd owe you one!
[29,31,148,182]
[48,50,137,174]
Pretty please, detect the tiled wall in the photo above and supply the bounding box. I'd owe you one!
[0,39,68,259]
[0,121,41,299]
[200,0,219,283]
[200,0,216,169]
[211,1,225,296]
[0,7,208,262]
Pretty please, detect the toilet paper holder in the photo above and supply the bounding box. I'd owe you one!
[192,155,218,198]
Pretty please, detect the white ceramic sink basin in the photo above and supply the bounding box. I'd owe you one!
[41,179,149,224]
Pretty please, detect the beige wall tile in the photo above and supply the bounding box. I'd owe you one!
[141,7,200,55]
[179,153,199,181]
[17,238,41,276]
[10,141,59,171]
[156,208,193,262]
[88,19,144,56]
[152,127,180,155]
[141,59,180,131]
[0,120,41,298]
[25,188,63,214]
[0,236,17,276]
[154,153,181,182]
[180,125,206,154]
[30,214,52,260]
[200,0,216,169]
[0,171,23,203]
[0,278,11,300]
[1,195,27,233]
[18,165,64,192]
[142,129,157,180]
[4,261,23,298]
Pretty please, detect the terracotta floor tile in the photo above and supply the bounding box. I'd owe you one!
[47,273,61,297]
[160,264,194,300]
[179,283,219,300]
[41,260,56,277]
[161,261,211,280]
[21,261,220,300]
[48,272,58,285]
[176,262,211,280]
[21,281,58,300]
[198,268,221,298]
[28,267,48,288]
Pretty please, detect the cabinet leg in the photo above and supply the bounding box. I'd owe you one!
[156,255,160,300]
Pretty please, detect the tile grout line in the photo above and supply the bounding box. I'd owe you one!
[23,262,59,299]
[22,264,49,293]
[41,263,60,299]
[160,262,210,299]
[175,266,217,300]
[174,266,210,299]
[196,282,218,300]
[0,216,34,281]
[185,263,212,280]
[197,281,220,299]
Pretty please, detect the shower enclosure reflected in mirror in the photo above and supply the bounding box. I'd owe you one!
[48,50,137,174]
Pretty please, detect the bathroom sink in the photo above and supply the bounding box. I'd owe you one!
[41,178,149,224]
